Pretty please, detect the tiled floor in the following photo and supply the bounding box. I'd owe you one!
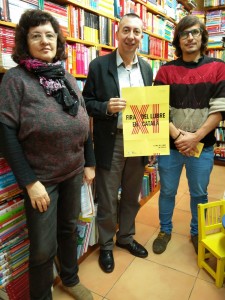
[53,164,225,300]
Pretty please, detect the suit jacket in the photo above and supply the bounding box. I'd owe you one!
[83,50,153,170]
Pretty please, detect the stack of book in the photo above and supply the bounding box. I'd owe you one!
[206,10,225,48]
[175,3,188,22]
[0,26,17,71]
[164,0,177,20]
[43,1,69,37]
[141,174,151,198]
[65,43,98,76]
[149,36,164,57]
[7,0,39,24]
[98,0,114,16]
[138,32,149,55]
[140,162,159,199]
[0,0,38,23]
[191,10,205,24]
[0,158,29,300]
[204,0,225,7]
[164,20,175,42]
[77,205,98,260]
[77,183,98,260]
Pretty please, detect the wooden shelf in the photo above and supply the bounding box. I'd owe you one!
[139,183,160,206]
[204,5,225,10]
[207,46,225,50]
[178,0,197,11]
[78,244,99,264]
[214,158,225,166]
[57,0,119,21]
[0,20,16,27]
[134,0,176,23]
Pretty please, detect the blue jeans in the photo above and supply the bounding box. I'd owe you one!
[158,147,214,236]
[24,173,83,300]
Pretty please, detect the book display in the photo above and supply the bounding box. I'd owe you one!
[0,158,29,300]
[0,0,196,77]
[200,1,225,164]
[196,0,225,59]
[214,120,225,165]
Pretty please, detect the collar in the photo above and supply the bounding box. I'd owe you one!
[181,55,204,65]
[116,49,138,68]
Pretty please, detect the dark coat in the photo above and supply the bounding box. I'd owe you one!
[83,50,153,170]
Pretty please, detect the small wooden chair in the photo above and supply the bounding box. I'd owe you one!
[198,200,225,288]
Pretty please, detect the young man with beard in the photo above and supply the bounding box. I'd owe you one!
[153,15,225,255]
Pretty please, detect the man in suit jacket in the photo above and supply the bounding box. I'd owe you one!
[83,13,153,273]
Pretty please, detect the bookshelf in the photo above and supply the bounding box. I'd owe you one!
[214,121,225,166]
[0,158,30,299]
[200,2,225,165]
[192,0,225,60]
[0,0,196,78]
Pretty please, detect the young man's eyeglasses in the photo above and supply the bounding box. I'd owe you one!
[178,28,202,40]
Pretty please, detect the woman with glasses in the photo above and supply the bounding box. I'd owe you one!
[152,15,225,255]
[0,9,95,300]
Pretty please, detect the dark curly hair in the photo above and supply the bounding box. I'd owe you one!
[172,15,208,58]
[12,9,67,63]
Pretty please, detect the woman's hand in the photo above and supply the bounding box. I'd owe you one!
[83,167,95,185]
[26,181,50,212]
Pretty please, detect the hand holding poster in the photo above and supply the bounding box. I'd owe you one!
[122,85,170,157]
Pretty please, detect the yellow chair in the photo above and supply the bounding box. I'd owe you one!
[198,200,225,287]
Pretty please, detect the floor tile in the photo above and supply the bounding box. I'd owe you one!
[52,284,103,299]
[78,247,135,296]
[136,202,160,229]
[146,232,199,277]
[132,222,158,247]
[172,208,191,236]
[175,192,191,211]
[106,258,196,300]
[189,278,225,300]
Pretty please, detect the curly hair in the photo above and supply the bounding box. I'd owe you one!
[12,9,67,63]
[172,15,208,58]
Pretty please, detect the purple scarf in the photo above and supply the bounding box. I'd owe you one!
[19,58,79,116]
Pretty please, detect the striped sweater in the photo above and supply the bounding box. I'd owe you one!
[154,55,225,149]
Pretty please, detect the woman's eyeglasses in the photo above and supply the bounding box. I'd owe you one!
[178,28,202,40]
[28,32,57,42]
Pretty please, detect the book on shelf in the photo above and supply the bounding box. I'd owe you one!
[44,0,69,37]
[77,219,88,259]
[81,182,95,218]
[0,194,24,216]
[8,0,38,24]
[79,216,93,254]
[87,204,98,246]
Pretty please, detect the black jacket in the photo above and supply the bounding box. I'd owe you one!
[83,50,153,170]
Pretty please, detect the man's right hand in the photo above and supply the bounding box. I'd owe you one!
[107,97,126,114]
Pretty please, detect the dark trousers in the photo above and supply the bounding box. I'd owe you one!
[96,132,145,250]
[24,173,83,300]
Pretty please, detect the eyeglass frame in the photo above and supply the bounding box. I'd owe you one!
[178,28,202,40]
[27,32,58,42]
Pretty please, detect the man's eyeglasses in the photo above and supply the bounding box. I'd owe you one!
[28,32,58,42]
[178,28,202,40]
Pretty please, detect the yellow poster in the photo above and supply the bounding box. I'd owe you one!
[122,85,170,157]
